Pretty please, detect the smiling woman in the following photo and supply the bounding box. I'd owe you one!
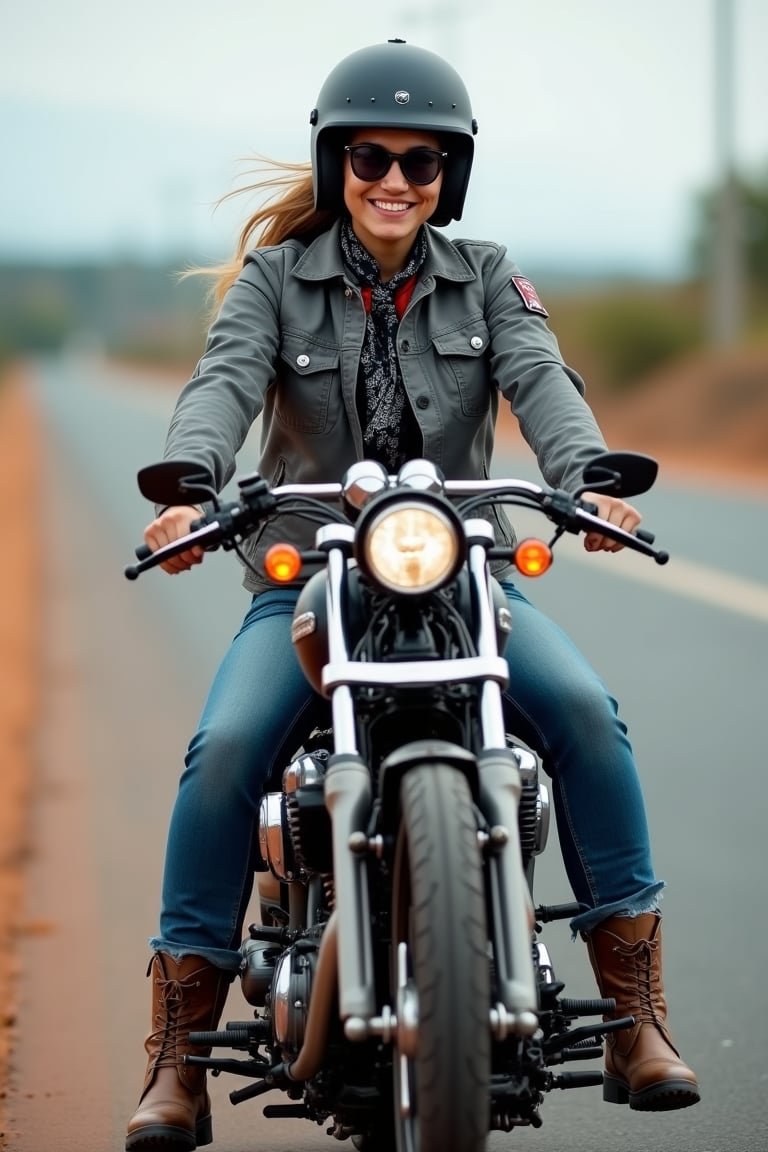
[342,129,445,280]
[122,38,700,1152]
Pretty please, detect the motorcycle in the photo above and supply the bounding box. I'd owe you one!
[125,450,668,1152]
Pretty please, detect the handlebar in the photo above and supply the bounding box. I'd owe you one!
[124,472,669,581]
[125,517,237,580]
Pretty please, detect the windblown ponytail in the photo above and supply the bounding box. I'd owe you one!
[185,158,335,319]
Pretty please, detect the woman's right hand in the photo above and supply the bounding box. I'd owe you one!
[144,505,206,575]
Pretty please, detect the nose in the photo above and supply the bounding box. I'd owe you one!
[380,159,409,190]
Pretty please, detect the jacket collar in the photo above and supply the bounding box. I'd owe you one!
[292,219,476,286]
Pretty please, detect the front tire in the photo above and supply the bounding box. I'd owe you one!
[391,764,490,1152]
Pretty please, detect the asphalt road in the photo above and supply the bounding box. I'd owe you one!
[6,354,768,1151]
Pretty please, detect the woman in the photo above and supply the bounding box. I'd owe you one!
[126,39,699,1152]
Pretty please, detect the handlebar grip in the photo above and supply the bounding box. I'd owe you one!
[125,518,226,582]
[582,506,654,547]
[125,541,164,581]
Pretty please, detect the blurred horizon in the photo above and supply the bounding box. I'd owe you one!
[2,0,766,423]
[2,0,767,279]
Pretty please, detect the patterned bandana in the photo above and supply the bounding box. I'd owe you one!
[340,219,427,472]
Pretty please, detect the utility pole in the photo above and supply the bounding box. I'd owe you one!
[711,0,744,346]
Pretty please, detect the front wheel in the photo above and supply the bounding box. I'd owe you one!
[391,764,490,1152]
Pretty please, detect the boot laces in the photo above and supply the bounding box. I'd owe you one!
[617,938,663,1024]
[150,974,201,1067]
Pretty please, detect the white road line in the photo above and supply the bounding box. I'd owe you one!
[564,546,768,624]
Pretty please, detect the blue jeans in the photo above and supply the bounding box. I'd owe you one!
[151,583,662,970]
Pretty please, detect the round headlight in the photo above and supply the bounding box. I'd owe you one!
[360,500,462,593]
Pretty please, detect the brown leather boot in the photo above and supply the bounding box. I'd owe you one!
[584,913,700,1111]
[125,953,231,1151]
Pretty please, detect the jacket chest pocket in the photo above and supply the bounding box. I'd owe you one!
[431,322,491,417]
[276,336,340,434]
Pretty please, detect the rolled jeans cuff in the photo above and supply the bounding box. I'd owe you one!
[569,880,665,937]
[149,936,244,974]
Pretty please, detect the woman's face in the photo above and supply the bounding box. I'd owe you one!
[343,127,444,269]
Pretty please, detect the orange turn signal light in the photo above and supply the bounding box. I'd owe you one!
[264,543,303,583]
[513,538,553,577]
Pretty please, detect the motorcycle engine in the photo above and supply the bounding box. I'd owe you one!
[509,742,550,862]
[241,932,321,1050]
[270,938,320,1052]
[284,750,333,875]
[257,748,333,880]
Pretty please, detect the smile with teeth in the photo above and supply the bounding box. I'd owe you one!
[371,200,411,213]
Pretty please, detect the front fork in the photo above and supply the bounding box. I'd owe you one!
[468,526,539,1035]
[321,529,539,1038]
[322,536,376,1027]
[477,746,539,1035]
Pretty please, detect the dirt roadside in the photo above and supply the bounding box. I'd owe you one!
[0,366,40,1146]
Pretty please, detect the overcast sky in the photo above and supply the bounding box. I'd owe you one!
[2,0,766,275]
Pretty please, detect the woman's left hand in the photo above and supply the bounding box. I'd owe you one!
[581,492,642,554]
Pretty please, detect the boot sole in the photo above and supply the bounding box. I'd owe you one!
[125,1115,212,1150]
[604,1074,700,1111]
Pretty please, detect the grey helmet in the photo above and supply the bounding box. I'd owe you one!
[309,39,478,227]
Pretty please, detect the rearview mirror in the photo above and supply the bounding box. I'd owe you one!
[137,460,215,506]
[581,452,658,498]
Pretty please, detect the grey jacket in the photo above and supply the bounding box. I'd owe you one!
[164,220,607,594]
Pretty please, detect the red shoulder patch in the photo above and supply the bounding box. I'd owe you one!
[511,276,549,317]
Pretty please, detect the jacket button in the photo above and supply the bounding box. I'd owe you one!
[401,340,410,353]
[416,396,429,409]
[470,335,484,349]
[296,354,310,367]
[344,287,353,298]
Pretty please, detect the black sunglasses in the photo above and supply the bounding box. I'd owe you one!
[344,143,447,186]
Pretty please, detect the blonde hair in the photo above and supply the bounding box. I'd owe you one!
[188,158,335,317]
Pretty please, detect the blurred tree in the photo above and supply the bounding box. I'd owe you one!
[583,293,703,392]
[0,277,75,353]
[0,261,208,361]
